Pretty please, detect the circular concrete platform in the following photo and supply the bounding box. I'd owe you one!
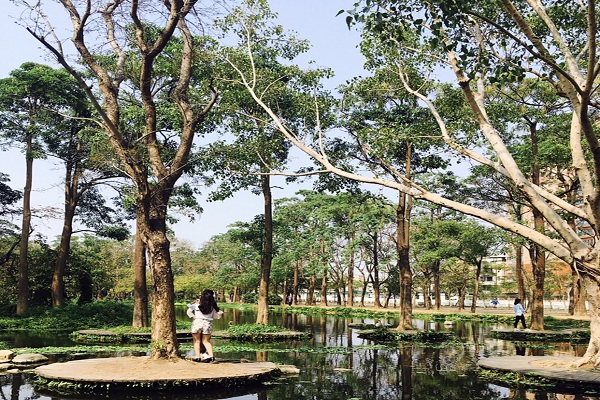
[34,356,281,394]
[478,356,600,388]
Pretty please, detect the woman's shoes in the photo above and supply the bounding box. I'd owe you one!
[187,354,215,363]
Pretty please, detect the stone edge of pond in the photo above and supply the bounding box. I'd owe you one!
[477,356,600,392]
[34,356,283,395]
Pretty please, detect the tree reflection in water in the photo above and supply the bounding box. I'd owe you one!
[1,308,598,400]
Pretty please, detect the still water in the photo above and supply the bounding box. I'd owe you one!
[0,306,595,400]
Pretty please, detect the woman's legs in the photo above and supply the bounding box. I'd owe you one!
[201,333,213,358]
[192,332,202,357]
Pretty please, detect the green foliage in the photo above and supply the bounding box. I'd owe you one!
[216,343,391,355]
[0,301,133,331]
[242,292,282,305]
[424,313,505,323]
[223,323,310,342]
[227,323,287,334]
[543,316,590,330]
[0,173,21,215]
[13,344,149,355]
[359,326,454,344]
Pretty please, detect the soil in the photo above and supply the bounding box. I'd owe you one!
[35,356,279,383]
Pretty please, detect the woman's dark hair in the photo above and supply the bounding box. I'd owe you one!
[514,298,521,305]
[199,289,219,314]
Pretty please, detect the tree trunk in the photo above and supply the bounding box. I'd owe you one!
[360,274,368,307]
[570,269,587,316]
[256,174,273,325]
[136,187,179,359]
[52,181,78,307]
[424,282,433,309]
[307,275,316,305]
[53,140,86,307]
[347,232,355,307]
[292,260,300,305]
[528,239,546,330]
[516,245,526,301]
[396,190,413,331]
[372,232,382,308]
[146,229,178,360]
[470,261,482,314]
[16,132,33,316]
[433,261,441,311]
[576,273,600,367]
[132,226,149,328]
[458,287,466,310]
[529,122,545,330]
[320,265,328,307]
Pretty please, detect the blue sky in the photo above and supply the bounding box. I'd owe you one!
[0,1,367,248]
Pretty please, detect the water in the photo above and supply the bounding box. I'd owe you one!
[1,307,596,400]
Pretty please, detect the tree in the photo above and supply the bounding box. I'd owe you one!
[205,0,333,324]
[339,71,447,326]
[232,0,600,366]
[440,219,506,313]
[0,62,87,315]
[18,0,218,359]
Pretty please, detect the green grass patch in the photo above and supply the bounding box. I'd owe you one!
[544,316,590,330]
[0,301,133,331]
[224,323,310,342]
[358,326,456,345]
[227,324,288,334]
[215,343,391,355]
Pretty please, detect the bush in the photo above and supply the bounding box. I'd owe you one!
[242,293,283,305]
[242,292,257,304]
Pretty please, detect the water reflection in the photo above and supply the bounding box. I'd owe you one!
[1,307,598,400]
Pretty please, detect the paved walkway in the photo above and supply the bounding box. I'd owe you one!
[478,356,600,386]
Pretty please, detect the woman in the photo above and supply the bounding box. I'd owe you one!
[513,298,527,330]
[189,289,222,362]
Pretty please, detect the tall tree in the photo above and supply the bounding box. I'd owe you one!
[207,0,333,324]
[0,62,86,314]
[234,0,600,366]
[339,71,448,327]
[19,1,218,359]
[41,73,129,307]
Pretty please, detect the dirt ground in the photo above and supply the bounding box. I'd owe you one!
[35,356,278,382]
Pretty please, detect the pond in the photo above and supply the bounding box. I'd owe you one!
[0,306,596,400]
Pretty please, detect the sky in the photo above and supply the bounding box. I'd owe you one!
[0,0,367,248]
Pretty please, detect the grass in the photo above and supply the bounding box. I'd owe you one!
[0,301,133,331]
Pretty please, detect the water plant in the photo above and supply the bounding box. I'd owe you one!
[225,323,311,342]
[358,326,455,344]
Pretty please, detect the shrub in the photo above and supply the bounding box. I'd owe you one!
[242,293,282,305]
[242,292,257,304]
